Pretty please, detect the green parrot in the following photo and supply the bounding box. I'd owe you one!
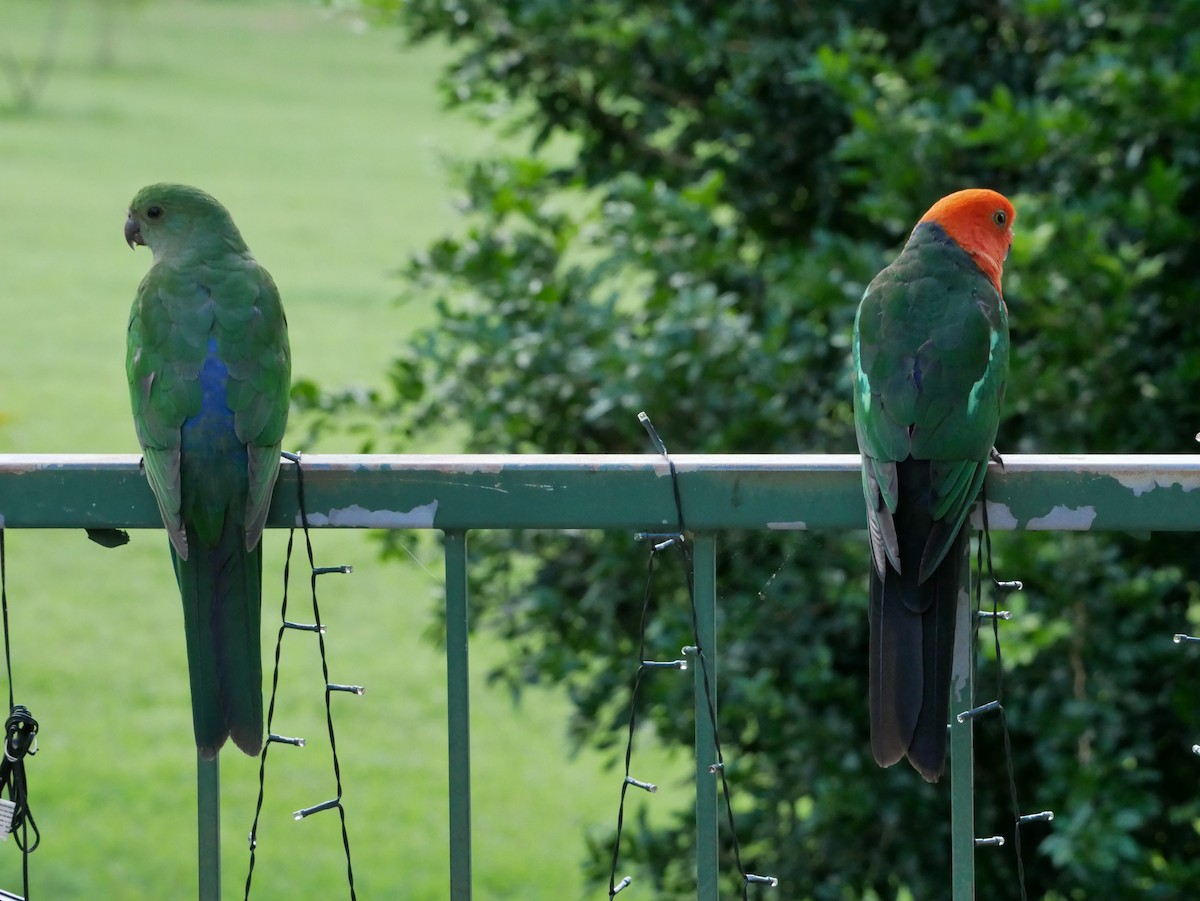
[125,183,290,759]
[852,188,1015,782]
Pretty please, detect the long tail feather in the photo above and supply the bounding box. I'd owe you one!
[868,460,964,782]
[905,530,963,781]
[869,564,923,768]
[172,516,263,759]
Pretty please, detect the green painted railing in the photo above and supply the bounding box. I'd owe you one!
[2,453,1199,899]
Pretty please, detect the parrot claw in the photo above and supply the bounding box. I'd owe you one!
[989,447,1005,471]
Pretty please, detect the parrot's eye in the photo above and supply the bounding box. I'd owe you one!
[147,205,163,220]
[992,210,1007,227]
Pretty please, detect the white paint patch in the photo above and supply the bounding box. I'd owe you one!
[970,501,1017,530]
[1027,504,1097,530]
[1114,472,1200,497]
[767,520,808,530]
[300,500,439,529]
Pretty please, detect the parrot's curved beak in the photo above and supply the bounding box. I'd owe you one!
[124,214,144,249]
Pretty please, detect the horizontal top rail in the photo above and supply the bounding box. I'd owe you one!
[0,453,1197,532]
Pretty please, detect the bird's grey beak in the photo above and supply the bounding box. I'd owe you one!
[124,214,144,249]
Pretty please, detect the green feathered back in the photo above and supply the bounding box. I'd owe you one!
[852,221,1009,581]
[126,184,290,558]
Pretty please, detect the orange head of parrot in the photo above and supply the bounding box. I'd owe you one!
[917,188,1015,295]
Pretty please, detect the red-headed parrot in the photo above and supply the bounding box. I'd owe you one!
[852,188,1015,782]
[125,184,290,758]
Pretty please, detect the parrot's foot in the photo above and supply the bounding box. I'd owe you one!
[989,447,1005,471]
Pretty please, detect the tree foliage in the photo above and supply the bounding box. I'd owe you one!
[316,1,1200,896]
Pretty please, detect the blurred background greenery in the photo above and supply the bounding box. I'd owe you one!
[303,0,1200,898]
[0,1,678,897]
[7,0,1200,899]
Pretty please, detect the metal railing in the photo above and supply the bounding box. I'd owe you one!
[2,452,1199,899]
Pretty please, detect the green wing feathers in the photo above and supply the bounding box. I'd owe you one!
[128,259,289,556]
[852,223,1009,581]
[214,263,290,550]
[127,276,214,559]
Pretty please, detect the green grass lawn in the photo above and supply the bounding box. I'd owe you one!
[0,2,679,896]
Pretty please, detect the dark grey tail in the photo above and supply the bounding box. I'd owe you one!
[869,463,965,783]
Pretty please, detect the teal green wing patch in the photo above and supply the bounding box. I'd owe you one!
[212,262,291,550]
[127,273,213,559]
[140,446,183,550]
[908,289,1009,462]
[919,460,987,581]
[929,459,975,521]
[854,228,1009,465]
[852,279,916,467]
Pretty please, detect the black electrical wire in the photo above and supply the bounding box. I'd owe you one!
[0,531,39,900]
[977,490,1031,901]
[609,415,770,898]
[244,455,357,900]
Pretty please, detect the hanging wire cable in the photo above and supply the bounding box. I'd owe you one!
[0,531,39,900]
[243,518,299,897]
[607,550,664,897]
[607,414,774,898]
[293,458,357,894]
[977,491,1033,901]
[244,454,357,900]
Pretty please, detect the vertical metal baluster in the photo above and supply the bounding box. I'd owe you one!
[692,533,719,901]
[444,530,473,900]
[950,536,976,901]
[197,753,220,901]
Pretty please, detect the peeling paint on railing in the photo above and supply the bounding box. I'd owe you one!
[299,501,440,529]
